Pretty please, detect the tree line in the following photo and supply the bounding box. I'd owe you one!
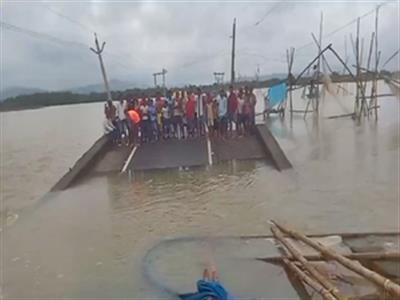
[1,71,392,112]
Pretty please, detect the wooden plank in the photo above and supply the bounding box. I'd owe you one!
[257,251,400,264]
[255,124,292,171]
[51,134,110,191]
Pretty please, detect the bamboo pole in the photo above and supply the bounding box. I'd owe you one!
[365,32,375,114]
[271,221,400,297]
[289,48,295,124]
[271,225,347,300]
[355,18,361,119]
[258,251,400,263]
[286,48,293,119]
[374,6,380,120]
[327,113,356,120]
[316,11,323,113]
[282,257,337,300]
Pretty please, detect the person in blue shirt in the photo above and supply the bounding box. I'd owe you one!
[148,99,157,142]
[180,267,233,300]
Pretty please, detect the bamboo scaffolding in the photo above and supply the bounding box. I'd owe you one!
[311,33,334,74]
[271,221,400,297]
[258,250,400,263]
[271,225,347,300]
[328,46,368,109]
[292,44,332,85]
[374,6,380,120]
[282,257,337,300]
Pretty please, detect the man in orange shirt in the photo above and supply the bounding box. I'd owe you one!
[127,103,141,145]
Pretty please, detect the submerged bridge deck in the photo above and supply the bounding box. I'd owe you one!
[132,137,208,170]
[52,124,292,190]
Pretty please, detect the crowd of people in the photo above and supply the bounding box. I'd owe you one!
[103,86,258,146]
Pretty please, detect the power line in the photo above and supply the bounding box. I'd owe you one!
[43,5,95,34]
[41,5,144,67]
[1,21,137,74]
[296,0,394,52]
[1,21,88,49]
[254,2,280,26]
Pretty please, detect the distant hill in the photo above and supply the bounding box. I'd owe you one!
[69,79,136,94]
[1,79,137,101]
[0,86,46,101]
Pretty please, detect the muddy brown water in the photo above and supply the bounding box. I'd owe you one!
[1,81,399,298]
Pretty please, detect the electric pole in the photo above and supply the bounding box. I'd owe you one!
[152,69,168,95]
[153,73,158,87]
[213,72,225,85]
[231,18,236,84]
[90,33,112,101]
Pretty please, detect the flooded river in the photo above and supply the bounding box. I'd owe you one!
[1,81,399,298]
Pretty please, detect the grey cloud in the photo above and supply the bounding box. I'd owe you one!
[2,0,399,91]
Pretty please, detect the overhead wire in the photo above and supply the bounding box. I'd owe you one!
[40,4,143,68]
[0,21,88,49]
[42,5,95,34]
[254,2,280,26]
[0,20,137,75]
[296,0,394,52]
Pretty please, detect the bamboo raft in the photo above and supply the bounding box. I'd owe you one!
[143,224,400,299]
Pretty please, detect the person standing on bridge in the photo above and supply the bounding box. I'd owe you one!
[127,102,140,146]
[237,88,245,137]
[217,89,228,138]
[148,98,157,142]
[227,85,238,137]
[195,87,205,136]
[185,92,196,138]
[243,87,252,135]
[161,101,171,139]
[140,98,150,143]
[116,98,128,145]
[249,87,257,130]
[173,91,184,139]
[206,92,214,137]
[104,100,119,143]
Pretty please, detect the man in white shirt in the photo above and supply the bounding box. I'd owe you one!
[216,89,228,137]
[116,98,128,145]
[195,87,205,136]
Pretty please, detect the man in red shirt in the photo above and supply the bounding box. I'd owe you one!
[227,85,238,136]
[185,92,196,138]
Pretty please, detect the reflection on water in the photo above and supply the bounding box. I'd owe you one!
[2,81,399,298]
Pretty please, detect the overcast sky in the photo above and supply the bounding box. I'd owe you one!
[2,0,399,91]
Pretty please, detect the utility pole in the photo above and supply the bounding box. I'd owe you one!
[90,33,112,101]
[153,69,167,88]
[153,73,158,87]
[213,72,225,85]
[152,69,168,95]
[231,18,236,84]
